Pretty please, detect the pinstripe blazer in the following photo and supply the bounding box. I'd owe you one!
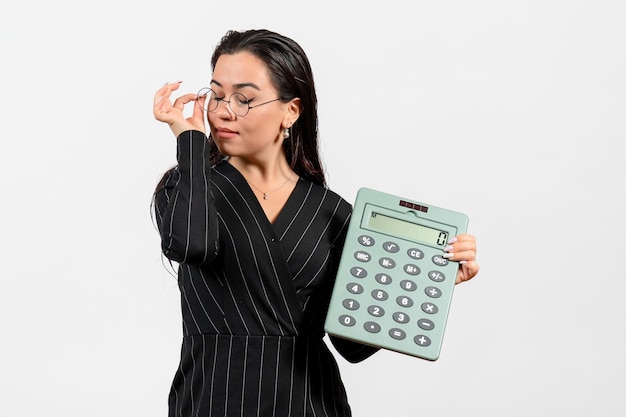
[154,130,378,417]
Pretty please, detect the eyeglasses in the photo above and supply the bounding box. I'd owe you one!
[197,87,281,117]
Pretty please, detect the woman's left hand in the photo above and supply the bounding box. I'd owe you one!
[443,234,479,284]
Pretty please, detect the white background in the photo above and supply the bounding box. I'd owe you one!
[1,1,625,416]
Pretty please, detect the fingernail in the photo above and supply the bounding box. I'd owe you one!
[459,260,467,264]
[442,253,453,259]
[447,237,457,244]
[444,245,454,252]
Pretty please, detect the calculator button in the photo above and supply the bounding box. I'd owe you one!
[364,322,381,333]
[428,270,446,282]
[414,335,432,347]
[400,280,417,291]
[392,312,411,324]
[396,296,414,308]
[342,299,360,310]
[347,283,364,294]
[350,267,368,278]
[358,235,375,247]
[417,319,435,331]
[432,255,449,266]
[383,242,400,253]
[407,248,424,260]
[421,302,439,314]
[425,286,442,298]
[354,251,371,262]
[389,328,406,340]
[338,315,356,327]
[379,257,396,269]
[375,273,393,285]
[371,289,389,301]
[367,305,385,317]
[403,264,421,276]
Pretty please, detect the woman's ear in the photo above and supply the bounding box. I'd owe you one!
[283,98,302,129]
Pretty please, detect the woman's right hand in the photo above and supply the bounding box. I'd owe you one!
[153,81,207,137]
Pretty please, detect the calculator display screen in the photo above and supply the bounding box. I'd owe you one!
[367,211,449,247]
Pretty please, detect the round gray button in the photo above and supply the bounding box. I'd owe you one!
[354,251,371,262]
[371,289,389,301]
[339,315,356,327]
[379,257,396,269]
[425,286,442,298]
[368,305,385,317]
[375,273,393,285]
[396,296,414,308]
[383,242,400,253]
[414,335,432,346]
[407,248,424,260]
[358,235,375,246]
[403,264,421,275]
[400,279,417,291]
[432,255,449,266]
[421,302,439,314]
[428,270,446,282]
[350,266,368,278]
[417,318,435,331]
[364,321,381,333]
[392,311,411,324]
[347,283,364,294]
[389,328,406,340]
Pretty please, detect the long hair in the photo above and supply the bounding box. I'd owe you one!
[208,29,326,186]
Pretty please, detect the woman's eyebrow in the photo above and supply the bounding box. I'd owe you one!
[210,80,261,91]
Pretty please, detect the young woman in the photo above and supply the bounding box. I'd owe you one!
[152,29,479,417]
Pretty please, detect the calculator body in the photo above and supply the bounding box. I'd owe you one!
[324,188,469,361]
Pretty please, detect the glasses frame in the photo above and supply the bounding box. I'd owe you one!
[197,88,281,117]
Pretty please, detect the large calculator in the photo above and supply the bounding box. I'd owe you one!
[324,188,469,361]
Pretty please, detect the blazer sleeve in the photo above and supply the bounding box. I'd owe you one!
[153,130,219,265]
[329,335,380,363]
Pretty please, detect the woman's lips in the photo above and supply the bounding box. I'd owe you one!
[216,127,238,139]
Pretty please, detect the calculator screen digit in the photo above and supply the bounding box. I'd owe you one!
[367,211,449,248]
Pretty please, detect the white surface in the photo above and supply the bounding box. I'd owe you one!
[1,1,624,416]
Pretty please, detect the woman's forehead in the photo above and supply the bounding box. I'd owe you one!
[212,52,271,89]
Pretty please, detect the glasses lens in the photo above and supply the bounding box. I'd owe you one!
[197,88,216,112]
[230,93,249,116]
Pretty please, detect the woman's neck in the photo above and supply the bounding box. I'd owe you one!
[227,154,294,189]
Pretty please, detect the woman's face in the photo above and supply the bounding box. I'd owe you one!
[207,51,292,162]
